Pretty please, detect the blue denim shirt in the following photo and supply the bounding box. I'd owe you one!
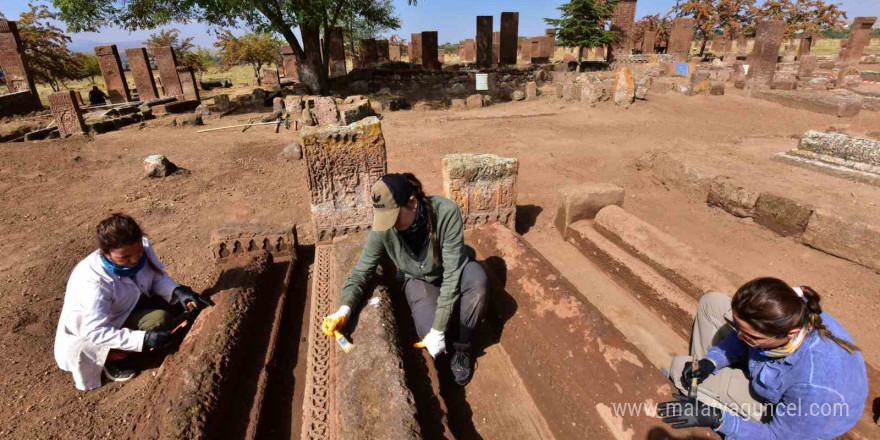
[705,312,867,440]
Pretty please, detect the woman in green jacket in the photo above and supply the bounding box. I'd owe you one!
[321,173,488,386]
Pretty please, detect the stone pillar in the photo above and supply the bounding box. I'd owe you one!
[389,44,401,61]
[642,29,657,54]
[545,28,557,57]
[48,90,87,137]
[442,153,519,230]
[176,66,200,102]
[500,12,519,66]
[668,18,695,62]
[476,16,494,68]
[360,38,379,66]
[329,27,347,77]
[838,17,877,67]
[125,48,158,102]
[737,36,749,56]
[377,39,390,62]
[797,55,818,79]
[0,20,40,109]
[421,31,440,70]
[747,20,786,86]
[281,45,300,81]
[410,33,422,65]
[153,46,184,100]
[798,34,813,57]
[94,45,131,103]
[463,38,476,63]
[301,116,387,243]
[609,0,638,60]
[261,67,280,91]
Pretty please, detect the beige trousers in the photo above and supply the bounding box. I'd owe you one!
[668,292,766,421]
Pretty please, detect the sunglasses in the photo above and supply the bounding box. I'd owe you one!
[724,316,784,347]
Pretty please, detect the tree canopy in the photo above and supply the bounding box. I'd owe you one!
[16,4,81,91]
[215,31,283,84]
[545,0,618,67]
[753,0,847,39]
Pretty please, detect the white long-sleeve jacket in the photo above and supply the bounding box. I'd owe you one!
[54,237,179,390]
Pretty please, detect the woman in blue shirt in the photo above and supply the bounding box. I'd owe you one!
[659,277,868,439]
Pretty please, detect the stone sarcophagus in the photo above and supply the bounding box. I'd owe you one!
[442,153,519,229]
[302,116,388,243]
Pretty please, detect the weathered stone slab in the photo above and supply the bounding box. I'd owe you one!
[747,20,786,86]
[803,210,880,272]
[442,153,518,229]
[706,176,759,218]
[329,27,347,77]
[261,68,280,91]
[210,224,296,262]
[477,16,494,68]
[500,12,519,66]
[613,67,635,106]
[176,66,200,102]
[838,17,877,67]
[312,97,340,126]
[750,89,862,117]
[125,48,159,101]
[302,116,387,243]
[376,39,390,62]
[359,38,378,66]
[421,31,440,70]
[48,90,87,137]
[526,81,538,100]
[280,45,300,81]
[0,20,40,109]
[95,45,131,103]
[389,44,401,61]
[553,183,625,237]
[797,55,818,79]
[668,18,694,62]
[753,193,813,237]
[779,130,880,181]
[642,29,657,54]
[153,46,184,99]
[461,38,476,63]
[409,33,422,65]
[610,0,638,59]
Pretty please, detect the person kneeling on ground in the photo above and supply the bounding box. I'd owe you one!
[54,213,212,390]
[659,277,867,439]
[321,173,488,386]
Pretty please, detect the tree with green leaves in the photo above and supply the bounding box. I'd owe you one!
[73,53,101,84]
[545,0,618,70]
[341,0,400,66]
[215,31,282,85]
[52,0,413,95]
[754,0,847,41]
[16,3,81,92]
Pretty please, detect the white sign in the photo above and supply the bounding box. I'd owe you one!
[743,64,750,75]
[475,73,489,91]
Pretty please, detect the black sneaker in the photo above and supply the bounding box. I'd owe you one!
[450,342,473,386]
[103,362,137,382]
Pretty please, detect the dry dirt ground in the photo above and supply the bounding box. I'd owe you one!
[1,85,879,439]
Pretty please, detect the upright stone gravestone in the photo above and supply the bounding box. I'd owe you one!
[329,27,347,77]
[360,39,379,66]
[737,36,749,56]
[176,66,201,102]
[301,116,387,243]
[281,45,300,81]
[545,29,557,57]
[377,39,390,62]
[421,31,441,70]
[48,90,87,137]
[797,55,818,79]
[442,153,519,230]
[389,44,401,61]
[500,12,519,66]
[95,45,131,103]
[410,33,422,65]
[125,48,158,101]
[609,0,638,59]
[476,16,494,68]
[262,68,281,91]
[153,46,184,100]
[838,17,877,67]
[0,20,40,110]
[798,34,813,57]
[668,18,695,62]
[747,20,786,86]
[461,39,476,63]
[642,29,657,54]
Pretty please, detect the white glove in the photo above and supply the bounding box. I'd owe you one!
[414,328,446,358]
[321,305,351,336]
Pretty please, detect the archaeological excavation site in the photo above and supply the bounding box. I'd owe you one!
[1,0,880,439]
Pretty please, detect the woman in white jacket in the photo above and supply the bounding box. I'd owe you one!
[54,213,212,390]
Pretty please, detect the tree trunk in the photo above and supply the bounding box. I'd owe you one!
[699,35,708,57]
[577,46,584,73]
[253,63,261,86]
[298,23,330,95]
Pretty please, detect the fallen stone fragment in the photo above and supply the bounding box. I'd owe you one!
[613,67,635,106]
[280,142,303,160]
[143,154,179,177]
[554,183,625,237]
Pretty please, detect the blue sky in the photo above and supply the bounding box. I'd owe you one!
[2,0,877,51]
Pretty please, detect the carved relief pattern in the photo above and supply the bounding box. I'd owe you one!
[301,245,334,440]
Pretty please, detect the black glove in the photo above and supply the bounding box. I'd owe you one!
[658,394,723,429]
[681,358,716,391]
[144,330,173,349]
[173,285,214,311]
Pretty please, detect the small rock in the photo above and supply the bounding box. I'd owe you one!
[377,87,392,95]
[466,94,485,108]
[281,142,303,160]
[525,81,538,100]
[451,99,467,110]
[143,155,178,178]
[512,90,525,101]
[172,113,203,127]
[195,104,210,117]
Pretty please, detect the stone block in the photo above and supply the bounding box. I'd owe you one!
[214,94,231,111]
[797,55,818,79]
[553,183,625,237]
[312,96,340,126]
[340,98,375,125]
[421,31,440,70]
[476,16,493,68]
[451,98,467,110]
[525,81,538,100]
[152,100,201,115]
[668,18,695,62]
[747,20,786,86]
[634,77,652,100]
[709,81,726,95]
[563,83,582,101]
[838,17,877,67]
[95,45,131,103]
[706,177,759,218]
[466,94,486,108]
[753,193,813,237]
[442,153,518,229]
[153,46,184,99]
[48,90,87,137]
[614,68,635,106]
[329,28,347,77]
[610,0,638,57]
[798,130,880,167]
[409,33,422,64]
[0,20,40,110]
[301,116,387,243]
[750,89,862,117]
[262,68,281,90]
[803,210,880,272]
[555,83,565,98]
[209,223,296,261]
[500,12,519,66]
[172,113,203,127]
[143,154,179,177]
[125,48,158,101]
[511,90,525,101]
[280,45,300,81]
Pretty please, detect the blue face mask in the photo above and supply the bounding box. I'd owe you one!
[100,252,147,278]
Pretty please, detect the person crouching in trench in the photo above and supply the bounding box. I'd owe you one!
[54,213,212,390]
[321,173,489,386]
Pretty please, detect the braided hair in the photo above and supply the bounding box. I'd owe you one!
[732,277,860,354]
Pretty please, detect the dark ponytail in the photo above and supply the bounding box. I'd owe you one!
[403,173,440,264]
[732,277,860,354]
